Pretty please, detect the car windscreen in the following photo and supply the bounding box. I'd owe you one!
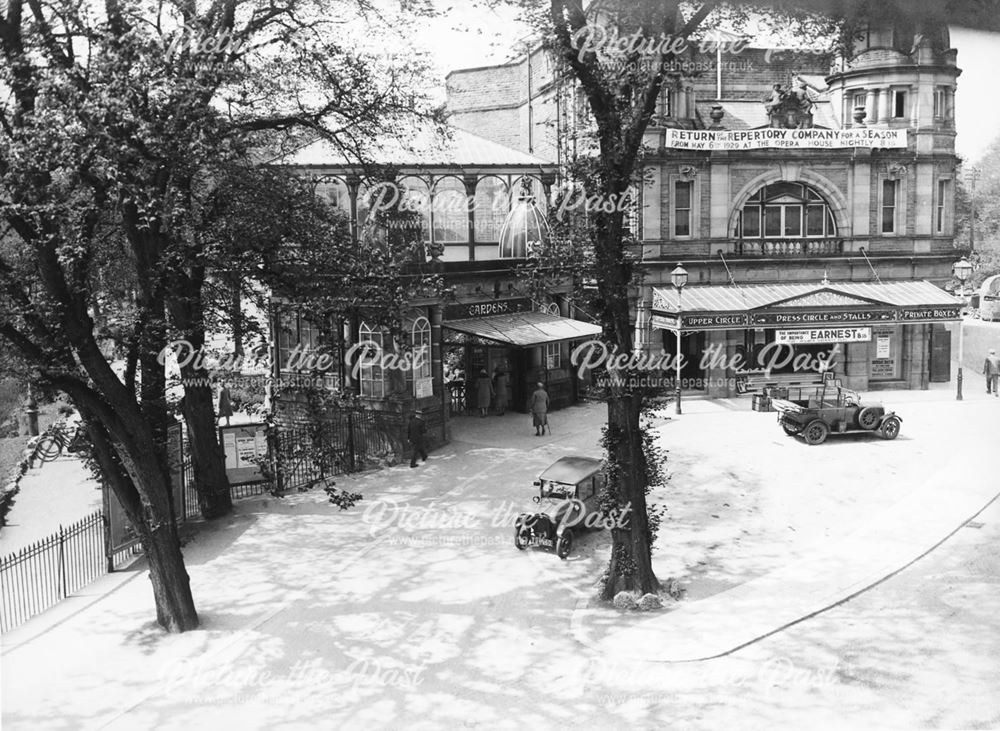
[540,480,574,500]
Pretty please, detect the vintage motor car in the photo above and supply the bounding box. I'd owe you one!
[771,380,901,445]
[514,456,606,559]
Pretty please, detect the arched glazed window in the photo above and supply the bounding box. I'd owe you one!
[314,176,349,212]
[474,176,509,242]
[397,176,432,243]
[411,317,432,393]
[432,176,469,244]
[357,321,386,398]
[735,182,836,240]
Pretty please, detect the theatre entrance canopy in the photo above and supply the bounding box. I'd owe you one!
[650,280,961,333]
[443,310,602,347]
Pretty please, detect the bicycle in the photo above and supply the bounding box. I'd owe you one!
[32,422,87,464]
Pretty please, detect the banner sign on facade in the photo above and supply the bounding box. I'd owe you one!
[775,327,871,344]
[663,127,908,151]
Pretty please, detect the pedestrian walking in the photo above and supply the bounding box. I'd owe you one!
[529,381,549,436]
[476,369,494,417]
[407,409,428,468]
[493,368,509,416]
[217,382,234,426]
[984,348,1000,397]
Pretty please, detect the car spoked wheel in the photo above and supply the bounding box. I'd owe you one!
[857,407,880,430]
[803,419,829,445]
[555,530,574,560]
[880,416,901,440]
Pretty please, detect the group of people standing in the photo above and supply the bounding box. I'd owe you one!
[408,367,554,465]
[474,367,509,417]
[473,368,549,435]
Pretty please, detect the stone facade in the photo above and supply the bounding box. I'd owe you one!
[445,17,965,397]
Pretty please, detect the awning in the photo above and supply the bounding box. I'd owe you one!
[443,311,602,347]
[650,280,961,331]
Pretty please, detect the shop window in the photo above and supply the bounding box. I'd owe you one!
[736,182,836,240]
[674,180,692,237]
[412,317,432,395]
[474,176,509,242]
[545,342,561,369]
[881,179,897,234]
[432,176,470,244]
[936,179,949,234]
[358,321,386,398]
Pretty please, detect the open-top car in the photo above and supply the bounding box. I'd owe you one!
[771,380,901,445]
[514,456,606,559]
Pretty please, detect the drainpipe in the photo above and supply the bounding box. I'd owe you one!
[526,49,533,155]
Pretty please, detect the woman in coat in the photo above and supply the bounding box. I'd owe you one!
[475,369,494,417]
[493,369,510,416]
[529,382,549,436]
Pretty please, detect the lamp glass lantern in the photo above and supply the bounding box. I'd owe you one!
[953,257,972,287]
[670,263,688,414]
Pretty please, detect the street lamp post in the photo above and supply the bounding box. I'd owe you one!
[671,264,688,415]
[953,256,973,401]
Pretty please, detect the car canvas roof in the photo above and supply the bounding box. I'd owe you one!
[539,456,603,484]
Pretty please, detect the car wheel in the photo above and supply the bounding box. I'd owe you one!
[556,530,574,560]
[514,527,530,550]
[803,420,829,445]
[781,422,801,436]
[880,416,901,440]
[857,407,880,430]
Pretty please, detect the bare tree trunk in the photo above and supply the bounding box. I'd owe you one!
[81,408,199,632]
[601,393,660,599]
[181,360,233,519]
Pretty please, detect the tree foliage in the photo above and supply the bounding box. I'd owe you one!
[0,0,440,630]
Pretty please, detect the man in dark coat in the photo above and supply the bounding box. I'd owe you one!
[408,409,428,468]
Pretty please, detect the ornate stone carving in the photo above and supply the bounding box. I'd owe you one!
[886,162,908,178]
[763,81,814,129]
[678,165,697,182]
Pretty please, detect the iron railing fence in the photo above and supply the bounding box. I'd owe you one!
[1,511,106,633]
[269,410,403,492]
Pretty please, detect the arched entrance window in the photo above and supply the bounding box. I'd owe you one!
[735,182,836,240]
[358,321,386,398]
[411,316,432,395]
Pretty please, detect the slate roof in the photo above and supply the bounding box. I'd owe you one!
[276,126,554,169]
